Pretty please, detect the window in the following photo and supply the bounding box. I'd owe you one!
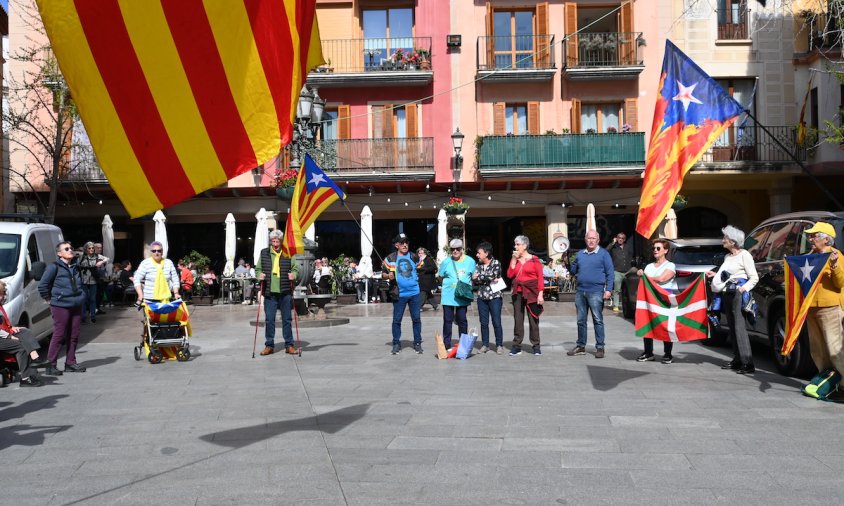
[494,102,540,135]
[372,104,419,139]
[745,225,771,261]
[506,104,527,135]
[493,10,534,69]
[362,8,413,68]
[717,0,748,40]
[319,110,338,141]
[581,103,621,133]
[713,79,756,149]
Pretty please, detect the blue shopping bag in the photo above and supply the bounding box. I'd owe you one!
[456,328,478,360]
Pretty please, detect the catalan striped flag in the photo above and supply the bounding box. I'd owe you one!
[781,253,831,356]
[635,274,708,342]
[36,0,323,218]
[636,41,744,238]
[282,155,345,257]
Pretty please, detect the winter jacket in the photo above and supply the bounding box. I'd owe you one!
[38,260,86,308]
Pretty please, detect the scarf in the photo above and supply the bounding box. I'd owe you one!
[271,248,281,278]
[153,259,171,301]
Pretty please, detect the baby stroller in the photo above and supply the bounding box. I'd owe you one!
[133,300,192,364]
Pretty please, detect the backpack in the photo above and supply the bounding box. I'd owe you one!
[801,369,842,401]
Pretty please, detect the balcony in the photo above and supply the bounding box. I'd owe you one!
[307,37,433,88]
[696,125,806,169]
[478,133,645,175]
[717,3,749,40]
[562,32,644,80]
[311,138,434,180]
[476,35,556,83]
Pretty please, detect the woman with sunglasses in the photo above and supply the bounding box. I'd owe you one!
[437,239,476,350]
[78,241,107,323]
[133,241,181,304]
[635,239,678,364]
[38,241,88,375]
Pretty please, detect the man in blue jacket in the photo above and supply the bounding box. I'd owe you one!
[567,230,614,358]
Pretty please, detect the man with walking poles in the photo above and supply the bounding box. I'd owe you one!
[256,230,296,356]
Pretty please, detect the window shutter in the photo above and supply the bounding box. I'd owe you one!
[493,102,506,135]
[371,105,383,138]
[624,98,638,131]
[570,98,581,134]
[619,2,634,65]
[406,103,418,138]
[564,2,578,67]
[535,3,550,68]
[338,105,351,139]
[383,104,395,138]
[485,1,495,69]
[527,102,541,134]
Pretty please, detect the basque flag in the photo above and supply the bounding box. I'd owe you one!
[781,253,831,355]
[635,274,708,342]
[282,155,345,257]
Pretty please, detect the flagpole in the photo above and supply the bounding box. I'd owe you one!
[743,109,844,211]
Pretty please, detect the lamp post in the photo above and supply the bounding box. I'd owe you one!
[451,127,465,171]
[288,85,326,172]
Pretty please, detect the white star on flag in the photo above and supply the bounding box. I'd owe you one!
[308,172,326,188]
[799,259,815,282]
[672,81,703,112]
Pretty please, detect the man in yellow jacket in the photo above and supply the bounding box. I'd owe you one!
[804,222,844,375]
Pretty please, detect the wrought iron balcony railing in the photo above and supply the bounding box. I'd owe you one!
[717,2,749,40]
[699,125,806,163]
[313,37,432,74]
[476,34,555,71]
[563,32,642,67]
[479,133,645,170]
[312,137,434,173]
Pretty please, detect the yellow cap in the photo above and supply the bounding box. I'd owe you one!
[805,222,836,238]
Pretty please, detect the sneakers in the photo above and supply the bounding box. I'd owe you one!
[391,343,401,355]
[612,306,621,313]
[495,345,504,355]
[595,349,605,359]
[44,366,63,376]
[721,360,741,370]
[636,353,655,362]
[480,345,489,354]
[567,346,586,356]
[413,343,423,354]
[661,355,673,364]
[20,375,43,387]
[735,364,755,374]
[64,363,87,373]
[532,346,542,356]
[509,347,522,356]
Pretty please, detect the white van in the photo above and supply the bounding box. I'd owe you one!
[0,219,64,341]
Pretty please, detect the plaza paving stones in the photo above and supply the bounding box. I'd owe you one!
[2,299,844,505]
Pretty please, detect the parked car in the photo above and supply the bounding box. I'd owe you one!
[620,238,726,321]
[712,211,844,377]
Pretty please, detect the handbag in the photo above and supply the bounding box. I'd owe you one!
[449,260,474,305]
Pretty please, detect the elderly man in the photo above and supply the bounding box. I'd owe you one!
[256,230,296,356]
[567,230,614,358]
[803,222,844,379]
[383,233,422,355]
[606,231,633,312]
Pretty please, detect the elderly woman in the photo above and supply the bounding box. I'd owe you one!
[802,222,844,379]
[134,241,180,303]
[706,225,759,374]
[438,238,476,349]
[636,239,678,364]
[507,235,544,356]
[473,241,504,354]
[77,241,107,323]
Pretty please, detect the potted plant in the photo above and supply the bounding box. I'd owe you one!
[181,250,213,305]
[672,194,688,210]
[606,126,618,133]
[442,197,469,215]
[414,48,431,70]
[622,123,632,133]
[329,254,356,304]
[391,48,408,69]
[273,168,298,200]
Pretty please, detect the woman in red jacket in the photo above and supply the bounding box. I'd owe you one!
[507,235,544,356]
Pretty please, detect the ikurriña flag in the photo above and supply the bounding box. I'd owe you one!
[282,155,345,257]
[636,41,745,238]
[781,252,832,355]
[36,0,324,218]
[635,273,708,342]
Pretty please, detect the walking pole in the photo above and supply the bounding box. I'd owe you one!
[290,278,302,357]
[251,280,264,358]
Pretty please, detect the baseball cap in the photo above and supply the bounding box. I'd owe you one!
[392,233,409,244]
[449,238,463,249]
[805,222,836,238]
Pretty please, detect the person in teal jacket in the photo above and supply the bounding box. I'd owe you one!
[438,238,477,349]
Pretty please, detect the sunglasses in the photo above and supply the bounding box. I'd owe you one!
[150,249,163,253]
[451,248,462,251]
[653,247,663,251]
[61,247,73,251]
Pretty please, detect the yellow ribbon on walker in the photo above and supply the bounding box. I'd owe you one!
[153,260,171,302]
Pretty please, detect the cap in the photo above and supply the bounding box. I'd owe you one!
[392,233,409,244]
[805,222,836,238]
[449,238,464,249]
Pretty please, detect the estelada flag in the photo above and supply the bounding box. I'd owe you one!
[36,0,324,218]
[145,300,192,337]
[781,252,831,355]
[636,41,744,238]
[282,155,345,257]
[635,273,708,342]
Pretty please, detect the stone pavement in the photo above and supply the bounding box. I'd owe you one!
[2,298,844,505]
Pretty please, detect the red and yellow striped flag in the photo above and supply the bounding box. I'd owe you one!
[37,0,324,218]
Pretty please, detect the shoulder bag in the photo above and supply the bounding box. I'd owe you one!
[450,260,474,305]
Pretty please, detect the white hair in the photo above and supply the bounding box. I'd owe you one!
[269,229,284,241]
[514,235,530,247]
[722,225,745,248]
[816,232,835,246]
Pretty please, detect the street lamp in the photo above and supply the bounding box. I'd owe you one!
[289,85,326,171]
[451,127,465,170]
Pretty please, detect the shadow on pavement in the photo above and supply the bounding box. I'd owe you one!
[300,341,358,352]
[200,403,370,448]
[0,423,72,451]
[76,356,121,369]
[0,394,68,423]
[587,365,649,391]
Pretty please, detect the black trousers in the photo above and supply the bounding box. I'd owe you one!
[0,329,37,379]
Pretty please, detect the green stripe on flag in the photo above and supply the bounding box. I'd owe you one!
[642,276,670,307]
[636,314,667,337]
[677,315,707,334]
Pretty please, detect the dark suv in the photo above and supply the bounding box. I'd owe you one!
[715,211,844,377]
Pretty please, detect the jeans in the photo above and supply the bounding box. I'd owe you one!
[613,271,625,307]
[264,292,293,348]
[83,284,97,321]
[392,294,422,346]
[442,305,468,349]
[477,297,503,347]
[576,290,606,349]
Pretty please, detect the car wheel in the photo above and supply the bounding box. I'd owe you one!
[769,312,816,378]
[621,285,635,319]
